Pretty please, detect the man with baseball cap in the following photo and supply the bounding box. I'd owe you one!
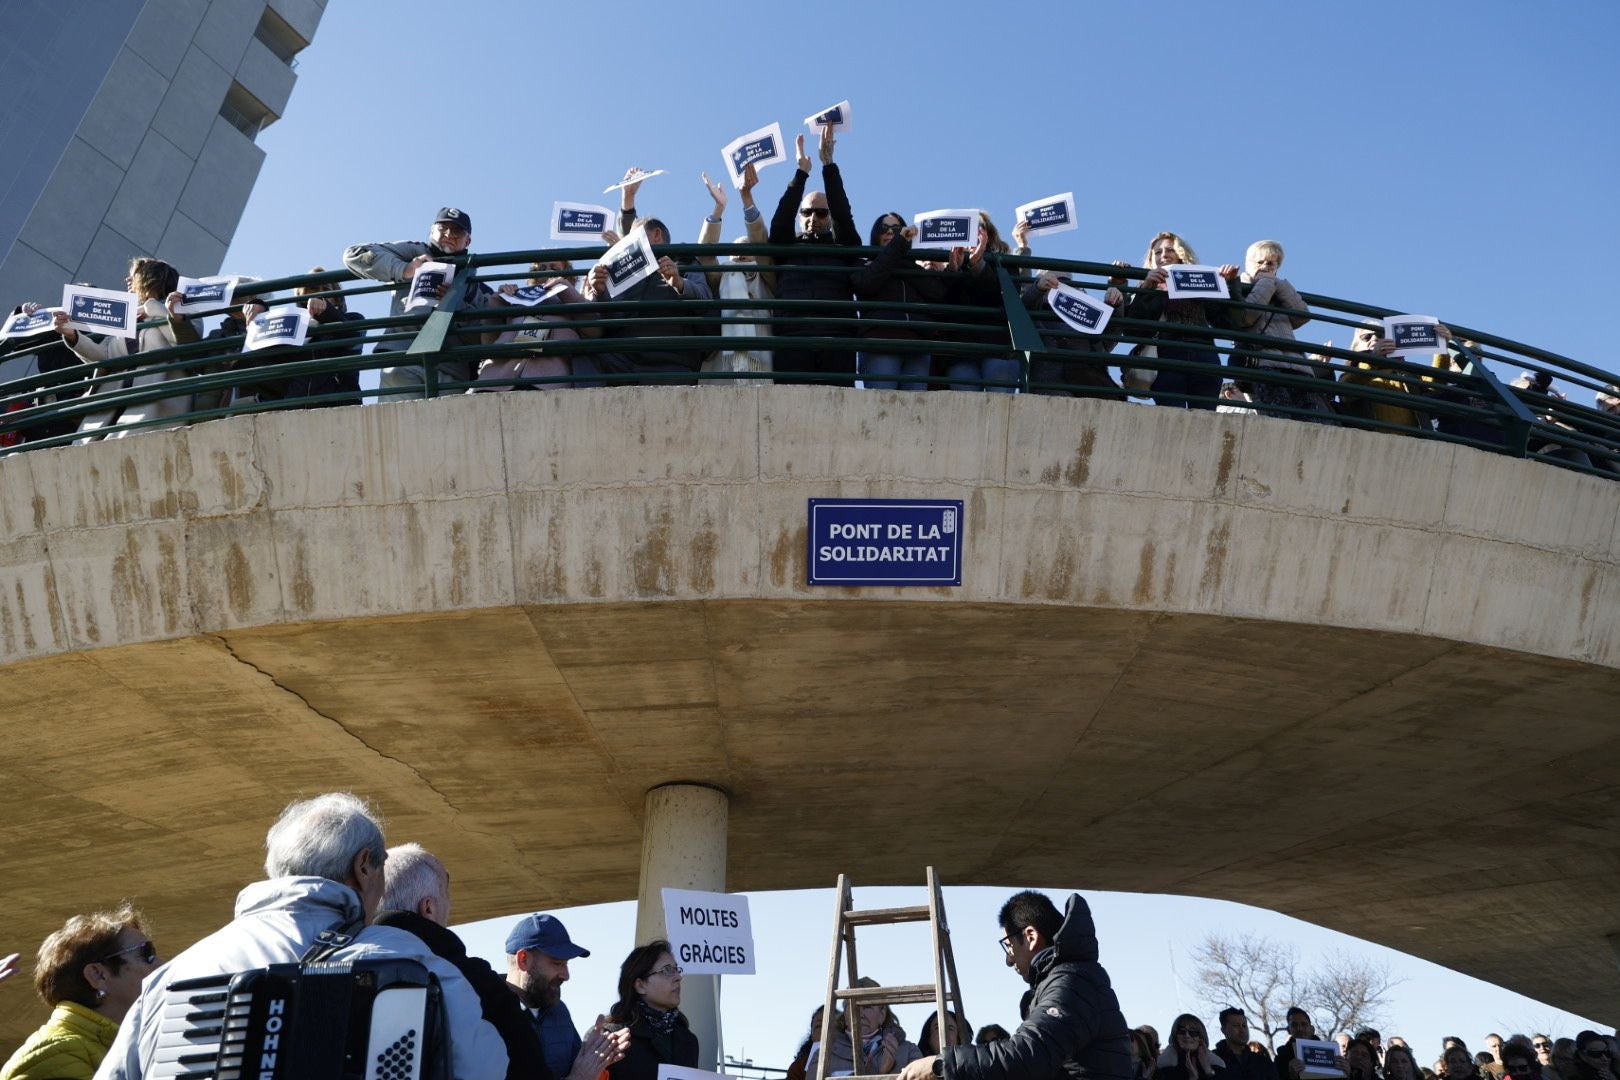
[506,913,590,1080]
[343,206,495,394]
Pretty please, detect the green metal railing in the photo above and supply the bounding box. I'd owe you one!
[3,244,1617,479]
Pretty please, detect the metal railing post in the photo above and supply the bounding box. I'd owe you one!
[406,261,474,399]
[1458,344,1536,457]
[994,256,1040,394]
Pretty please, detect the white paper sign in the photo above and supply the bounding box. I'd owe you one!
[1383,314,1441,357]
[1046,282,1113,335]
[913,209,980,248]
[0,306,62,340]
[551,202,615,242]
[501,281,570,307]
[1015,191,1078,236]
[603,168,666,194]
[721,122,786,189]
[659,1067,733,1080]
[405,261,455,313]
[244,307,311,351]
[62,284,138,339]
[805,99,852,132]
[596,227,658,298]
[173,275,238,315]
[1164,265,1230,300]
[661,888,754,975]
[1295,1040,1343,1079]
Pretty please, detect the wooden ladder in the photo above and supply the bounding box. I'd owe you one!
[814,867,966,1080]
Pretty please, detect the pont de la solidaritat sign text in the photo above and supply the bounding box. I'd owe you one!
[807,498,964,587]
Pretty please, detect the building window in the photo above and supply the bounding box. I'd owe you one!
[253,7,308,67]
[218,81,271,139]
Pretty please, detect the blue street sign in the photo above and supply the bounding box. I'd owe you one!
[807,498,964,587]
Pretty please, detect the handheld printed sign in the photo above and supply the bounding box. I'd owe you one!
[244,306,311,351]
[721,122,786,189]
[661,888,754,975]
[1295,1041,1342,1080]
[808,498,964,587]
[1047,282,1113,335]
[1383,314,1442,357]
[1015,192,1078,236]
[660,1068,734,1080]
[405,261,455,313]
[603,167,666,194]
[597,227,658,298]
[502,281,570,307]
[804,99,852,132]
[1164,265,1229,300]
[173,275,238,316]
[61,284,138,339]
[551,201,615,242]
[0,306,62,340]
[913,209,980,248]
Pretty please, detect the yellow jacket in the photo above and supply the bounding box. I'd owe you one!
[0,1001,119,1080]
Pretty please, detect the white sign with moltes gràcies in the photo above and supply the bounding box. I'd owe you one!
[661,888,754,975]
[659,1067,734,1080]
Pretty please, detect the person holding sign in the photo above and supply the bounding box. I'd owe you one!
[939,213,1023,393]
[342,207,496,395]
[583,227,708,384]
[604,941,699,1080]
[767,126,862,384]
[1021,271,1125,395]
[850,215,953,390]
[53,258,204,441]
[0,302,88,446]
[1228,240,1335,424]
[481,262,605,390]
[1119,232,1242,410]
[610,166,721,300]
[206,269,368,408]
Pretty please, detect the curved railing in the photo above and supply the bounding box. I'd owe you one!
[3,245,1617,478]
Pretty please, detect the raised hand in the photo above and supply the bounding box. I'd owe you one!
[1218,263,1240,280]
[795,134,811,173]
[703,171,728,218]
[818,124,836,165]
[740,162,760,207]
[619,166,645,209]
[165,290,188,319]
[1012,218,1032,250]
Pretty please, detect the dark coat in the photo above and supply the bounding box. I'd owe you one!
[942,895,1132,1080]
[596,273,705,374]
[371,910,550,1080]
[1155,1046,1228,1080]
[767,163,861,318]
[608,1011,700,1080]
[2,314,87,443]
[1214,1039,1272,1080]
[849,232,950,342]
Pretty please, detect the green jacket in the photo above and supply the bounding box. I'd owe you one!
[0,1001,119,1080]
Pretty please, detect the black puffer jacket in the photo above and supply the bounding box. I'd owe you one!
[767,164,861,307]
[608,1010,700,1080]
[943,895,1132,1080]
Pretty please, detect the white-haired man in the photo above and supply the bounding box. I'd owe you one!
[97,792,389,1079]
[362,844,627,1080]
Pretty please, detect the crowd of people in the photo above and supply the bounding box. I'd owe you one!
[2,798,1614,1080]
[3,126,1615,466]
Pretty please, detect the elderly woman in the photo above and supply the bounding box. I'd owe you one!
[606,940,699,1080]
[806,977,922,1077]
[55,257,202,440]
[0,904,159,1080]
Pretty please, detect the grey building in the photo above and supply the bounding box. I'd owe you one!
[0,0,324,311]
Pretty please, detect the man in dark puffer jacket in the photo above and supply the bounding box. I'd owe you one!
[901,891,1132,1080]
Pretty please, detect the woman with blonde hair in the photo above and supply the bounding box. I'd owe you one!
[1153,1014,1227,1080]
[0,904,159,1079]
[54,257,202,439]
[1119,232,1241,409]
[1230,239,1335,423]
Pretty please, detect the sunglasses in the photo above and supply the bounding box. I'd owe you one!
[1534,1045,1552,1051]
[101,940,158,965]
[1175,1028,1203,1039]
[879,222,904,232]
[800,207,830,218]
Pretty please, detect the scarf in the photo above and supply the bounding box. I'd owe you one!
[644,1004,680,1035]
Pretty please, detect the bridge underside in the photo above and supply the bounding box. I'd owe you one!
[6,600,1618,1039]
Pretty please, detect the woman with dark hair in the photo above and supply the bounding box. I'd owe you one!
[1446,1046,1483,1080]
[850,213,951,391]
[55,257,202,439]
[786,1006,825,1080]
[1344,1040,1380,1080]
[1569,1033,1617,1080]
[1131,1028,1160,1080]
[0,904,159,1079]
[1154,1013,1226,1080]
[918,1010,969,1056]
[1385,1044,1424,1080]
[606,940,698,1080]
[976,1024,1011,1046]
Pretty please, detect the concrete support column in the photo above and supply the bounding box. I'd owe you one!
[635,783,729,1071]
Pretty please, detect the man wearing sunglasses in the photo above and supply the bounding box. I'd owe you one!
[766,124,862,385]
[897,890,1132,1080]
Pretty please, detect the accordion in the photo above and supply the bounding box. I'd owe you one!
[150,957,447,1080]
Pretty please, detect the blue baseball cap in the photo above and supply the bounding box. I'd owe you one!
[504,914,590,959]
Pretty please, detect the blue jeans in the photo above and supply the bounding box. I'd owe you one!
[946,356,1022,393]
[860,352,932,391]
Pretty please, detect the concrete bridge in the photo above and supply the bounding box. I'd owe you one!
[2,387,1616,1047]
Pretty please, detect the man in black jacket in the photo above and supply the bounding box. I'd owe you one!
[767,125,860,385]
[375,843,628,1080]
[1216,1007,1276,1080]
[900,890,1132,1080]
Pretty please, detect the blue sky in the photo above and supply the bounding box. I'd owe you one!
[221,0,1615,1065]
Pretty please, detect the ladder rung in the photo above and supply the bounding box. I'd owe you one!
[835,983,950,1005]
[843,905,931,926]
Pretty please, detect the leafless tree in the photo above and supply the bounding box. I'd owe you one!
[1189,933,1397,1047]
